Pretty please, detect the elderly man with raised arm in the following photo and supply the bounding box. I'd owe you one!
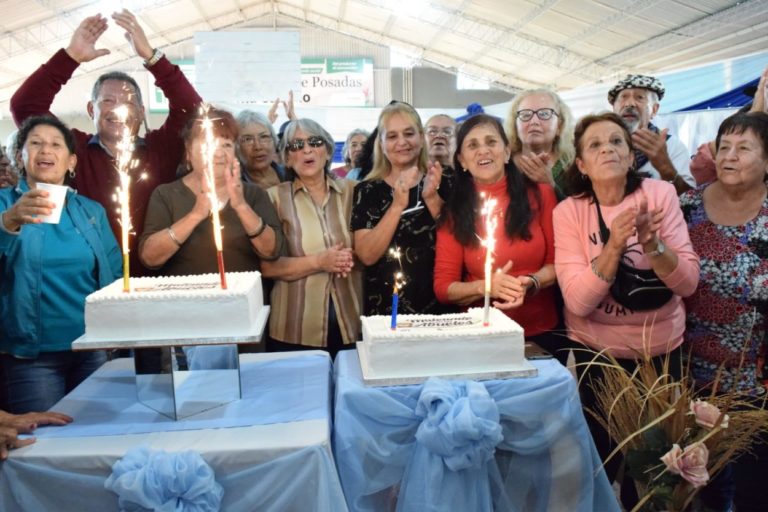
[10,10,202,274]
[608,74,694,195]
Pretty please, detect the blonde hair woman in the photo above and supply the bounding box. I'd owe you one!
[351,102,449,315]
[505,89,574,199]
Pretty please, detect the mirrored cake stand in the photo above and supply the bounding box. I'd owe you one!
[72,307,269,420]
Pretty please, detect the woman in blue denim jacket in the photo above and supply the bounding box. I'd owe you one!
[0,116,121,413]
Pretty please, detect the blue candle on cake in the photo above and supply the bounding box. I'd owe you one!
[388,247,405,330]
[390,282,399,330]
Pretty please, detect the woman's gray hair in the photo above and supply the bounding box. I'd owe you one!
[342,128,370,165]
[235,110,278,159]
[278,119,336,179]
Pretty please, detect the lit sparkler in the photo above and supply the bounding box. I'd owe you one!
[480,194,498,326]
[113,105,137,293]
[200,105,227,289]
[389,246,406,330]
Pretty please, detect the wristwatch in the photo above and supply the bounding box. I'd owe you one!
[645,239,666,257]
[144,48,164,67]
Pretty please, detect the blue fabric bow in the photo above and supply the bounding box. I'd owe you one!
[104,446,224,512]
[334,353,621,512]
[395,378,503,512]
[414,378,503,471]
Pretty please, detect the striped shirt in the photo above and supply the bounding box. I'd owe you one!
[267,177,362,347]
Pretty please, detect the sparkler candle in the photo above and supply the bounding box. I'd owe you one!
[480,194,498,326]
[113,105,136,293]
[389,247,405,330]
[200,106,228,289]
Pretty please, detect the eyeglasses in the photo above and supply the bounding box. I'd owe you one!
[239,134,273,147]
[516,108,558,122]
[426,127,455,137]
[286,136,326,152]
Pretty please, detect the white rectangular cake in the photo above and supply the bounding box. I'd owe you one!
[83,272,264,343]
[356,307,536,385]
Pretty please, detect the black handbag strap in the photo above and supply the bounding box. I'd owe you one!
[594,199,611,246]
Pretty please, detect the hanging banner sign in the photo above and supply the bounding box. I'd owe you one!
[300,58,374,107]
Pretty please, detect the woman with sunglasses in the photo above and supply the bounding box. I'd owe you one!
[139,107,285,368]
[351,102,451,316]
[505,89,575,200]
[261,119,361,358]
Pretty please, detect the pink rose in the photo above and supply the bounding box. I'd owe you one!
[690,399,729,429]
[661,442,710,488]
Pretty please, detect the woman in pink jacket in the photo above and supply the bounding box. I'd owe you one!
[553,112,699,506]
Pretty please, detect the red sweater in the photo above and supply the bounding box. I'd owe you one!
[434,177,558,336]
[11,49,202,275]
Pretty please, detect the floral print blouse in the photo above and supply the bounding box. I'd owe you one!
[681,186,768,395]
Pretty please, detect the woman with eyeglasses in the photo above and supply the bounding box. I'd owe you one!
[261,119,362,358]
[139,107,285,368]
[505,89,575,200]
[235,110,285,189]
[351,102,451,315]
[434,114,560,353]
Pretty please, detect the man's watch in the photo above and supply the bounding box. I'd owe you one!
[645,239,666,257]
[144,48,164,67]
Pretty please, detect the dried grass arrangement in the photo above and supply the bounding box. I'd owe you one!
[581,347,768,512]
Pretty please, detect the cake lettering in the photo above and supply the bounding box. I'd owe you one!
[396,316,478,329]
[134,283,219,292]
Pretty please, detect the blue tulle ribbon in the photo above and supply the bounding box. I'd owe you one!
[415,378,503,471]
[104,446,224,512]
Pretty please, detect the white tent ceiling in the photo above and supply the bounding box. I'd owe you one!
[2,0,767,113]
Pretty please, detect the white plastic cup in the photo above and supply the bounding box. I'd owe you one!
[35,183,68,224]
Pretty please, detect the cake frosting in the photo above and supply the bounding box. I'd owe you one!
[357,307,531,383]
[84,272,263,342]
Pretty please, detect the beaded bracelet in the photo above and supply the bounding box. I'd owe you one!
[590,257,615,284]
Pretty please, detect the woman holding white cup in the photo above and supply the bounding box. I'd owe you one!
[0,115,121,414]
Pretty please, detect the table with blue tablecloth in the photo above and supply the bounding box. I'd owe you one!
[1,351,348,512]
[333,350,620,512]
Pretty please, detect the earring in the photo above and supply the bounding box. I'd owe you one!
[68,168,76,179]
[581,173,588,181]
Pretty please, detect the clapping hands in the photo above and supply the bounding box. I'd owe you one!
[490,261,527,310]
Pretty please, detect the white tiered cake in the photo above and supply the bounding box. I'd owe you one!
[75,271,267,348]
[356,307,536,385]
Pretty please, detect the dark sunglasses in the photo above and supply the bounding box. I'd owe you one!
[286,136,326,152]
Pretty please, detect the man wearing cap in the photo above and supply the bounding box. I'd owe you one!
[608,74,694,194]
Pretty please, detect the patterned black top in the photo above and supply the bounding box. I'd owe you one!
[351,177,455,315]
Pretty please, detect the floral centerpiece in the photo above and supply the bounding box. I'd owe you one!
[583,349,768,512]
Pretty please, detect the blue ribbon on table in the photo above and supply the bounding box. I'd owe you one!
[104,446,224,512]
[397,378,504,512]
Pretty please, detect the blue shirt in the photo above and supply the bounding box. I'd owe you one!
[0,181,122,357]
[38,210,98,351]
